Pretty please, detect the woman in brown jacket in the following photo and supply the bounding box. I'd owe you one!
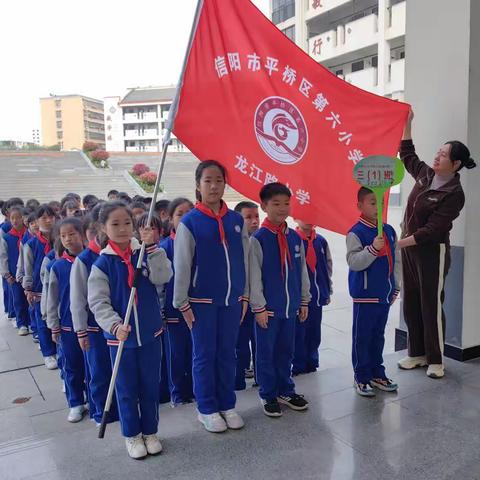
[397,110,476,378]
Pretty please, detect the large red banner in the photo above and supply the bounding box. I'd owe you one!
[173,0,410,234]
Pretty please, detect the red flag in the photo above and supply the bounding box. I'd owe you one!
[173,0,410,234]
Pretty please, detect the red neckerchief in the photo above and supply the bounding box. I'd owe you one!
[195,201,228,245]
[61,251,76,263]
[108,240,135,289]
[262,218,292,278]
[170,231,176,240]
[295,227,317,273]
[36,232,51,254]
[88,238,101,255]
[10,227,27,249]
[359,216,393,273]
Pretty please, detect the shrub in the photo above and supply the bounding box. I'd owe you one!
[139,171,157,185]
[131,163,150,176]
[91,150,110,162]
[83,141,98,152]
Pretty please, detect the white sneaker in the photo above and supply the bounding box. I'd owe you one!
[44,355,58,370]
[197,412,228,433]
[18,326,29,336]
[143,434,163,455]
[397,356,427,370]
[427,364,445,379]
[67,405,87,423]
[220,409,245,430]
[125,434,147,460]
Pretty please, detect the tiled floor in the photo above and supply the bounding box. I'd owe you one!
[2,308,480,479]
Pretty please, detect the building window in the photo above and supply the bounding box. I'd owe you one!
[372,56,378,68]
[335,69,344,76]
[400,51,405,59]
[56,121,62,129]
[282,25,295,42]
[55,100,61,108]
[56,110,61,118]
[351,60,364,72]
[57,131,63,139]
[272,0,295,25]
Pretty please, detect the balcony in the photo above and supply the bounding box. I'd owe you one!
[123,112,158,123]
[306,0,352,21]
[309,13,378,62]
[385,58,405,94]
[124,129,159,140]
[126,144,159,153]
[345,67,378,94]
[386,1,406,40]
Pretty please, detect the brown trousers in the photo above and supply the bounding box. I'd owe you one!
[402,243,450,365]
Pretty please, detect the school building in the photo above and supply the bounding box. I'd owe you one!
[40,94,105,151]
[104,86,186,153]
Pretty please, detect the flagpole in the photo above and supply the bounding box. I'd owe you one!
[98,0,205,439]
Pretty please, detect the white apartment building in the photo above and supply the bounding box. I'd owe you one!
[270,0,406,203]
[104,86,186,153]
[270,0,406,100]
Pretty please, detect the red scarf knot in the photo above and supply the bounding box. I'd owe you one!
[88,238,101,255]
[295,227,317,273]
[195,201,228,245]
[108,240,135,290]
[10,227,26,249]
[262,218,292,277]
[61,251,76,263]
[36,232,52,254]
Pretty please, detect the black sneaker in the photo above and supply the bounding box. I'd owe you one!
[277,394,309,411]
[262,399,282,417]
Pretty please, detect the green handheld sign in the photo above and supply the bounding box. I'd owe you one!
[353,155,405,237]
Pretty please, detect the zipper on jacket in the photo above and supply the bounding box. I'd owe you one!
[405,187,429,236]
[314,273,321,307]
[133,304,142,347]
[192,266,198,288]
[285,253,290,318]
[363,271,368,290]
[222,242,231,306]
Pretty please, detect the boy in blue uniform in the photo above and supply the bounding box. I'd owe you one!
[293,220,333,375]
[346,187,401,397]
[234,201,260,390]
[249,183,311,417]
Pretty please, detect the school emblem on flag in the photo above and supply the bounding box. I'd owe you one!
[254,96,308,165]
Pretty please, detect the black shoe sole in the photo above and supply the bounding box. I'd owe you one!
[263,409,283,417]
[277,398,309,411]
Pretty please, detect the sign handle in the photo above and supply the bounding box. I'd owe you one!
[375,190,384,237]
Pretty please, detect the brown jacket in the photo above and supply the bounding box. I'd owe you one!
[400,140,465,246]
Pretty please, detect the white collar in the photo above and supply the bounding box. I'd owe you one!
[101,237,141,256]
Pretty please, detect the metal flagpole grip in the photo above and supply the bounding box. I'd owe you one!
[98,0,204,439]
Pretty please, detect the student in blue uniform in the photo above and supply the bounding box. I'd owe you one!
[46,218,88,422]
[71,206,118,427]
[1,198,24,322]
[17,211,39,338]
[174,160,249,433]
[88,201,172,460]
[0,206,29,335]
[292,220,333,375]
[233,201,260,391]
[159,197,194,406]
[23,204,58,370]
[137,212,170,405]
[249,183,311,417]
[346,187,401,397]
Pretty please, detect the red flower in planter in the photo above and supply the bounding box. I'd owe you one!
[91,150,110,161]
[83,141,99,152]
[131,163,150,176]
[139,171,157,185]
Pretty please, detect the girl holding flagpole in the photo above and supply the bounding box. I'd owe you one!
[173,160,249,433]
[87,201,172,460]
